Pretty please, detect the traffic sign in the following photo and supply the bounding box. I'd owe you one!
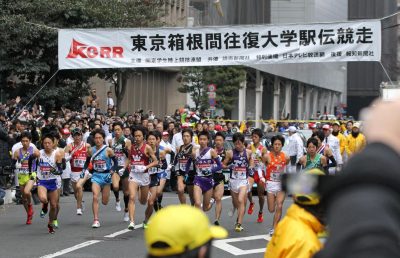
[208,84,217,92]
[208,92,216,98]
[209,98,216,106]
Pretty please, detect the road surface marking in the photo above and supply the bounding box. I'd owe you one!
[40,224,143,258]
[40,240,102,258]
[104,224,143,238]
[213,234,271,256]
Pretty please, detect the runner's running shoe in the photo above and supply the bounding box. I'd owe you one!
[247,202,254,215]
[128,221,135,230]
[115,201,122,212]
[77,208,83,215]
[40,203,48,218]
[214,220,220,226]
[143,221,148,229]
[92,220,101,228]
[235,223,244,232]
[209,198,215,208]
[123,212,129,222]
[257,212,264,223]
[53,220,59,229]
[26,205,34,225]
[48,224,55,234]
[269,228,274,236]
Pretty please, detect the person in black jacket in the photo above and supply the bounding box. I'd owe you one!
[0,111,12,171]
[315,99,400,258]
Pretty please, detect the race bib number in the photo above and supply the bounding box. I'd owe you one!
[93,160,107,172]
[148,167,158,174]
[18,162,30,174]
[40,165,52,179]
[73,158,86,168]
[270,172,281,182]
[115,152,125,167]
[179,159,192,171]
[232,167,247,180]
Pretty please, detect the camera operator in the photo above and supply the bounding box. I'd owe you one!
[315,99,400,258]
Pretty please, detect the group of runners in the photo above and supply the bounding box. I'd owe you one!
[12,118,361,235]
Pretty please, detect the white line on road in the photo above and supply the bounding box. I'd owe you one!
[104,224,143,238]
[221,196,232,200]
[40,224,143,258]
[39,240,102,258]
[213,234,271,256]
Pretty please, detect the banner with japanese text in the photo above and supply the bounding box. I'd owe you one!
[58,20,381,70]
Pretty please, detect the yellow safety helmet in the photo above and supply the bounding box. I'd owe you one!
[145,205,228,257]
[293,168,325,206]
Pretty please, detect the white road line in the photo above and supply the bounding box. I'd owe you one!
[221,196,232,200]
[213,234,271,256]
[40,224,143,258]
[104,224,143,238]
[39,240,102,258]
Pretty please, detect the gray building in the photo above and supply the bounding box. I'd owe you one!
[347,0,398,118]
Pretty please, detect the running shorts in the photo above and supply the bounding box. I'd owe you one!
[18,174,31,186]
[194,176,214,193]
[91,173,112,188]
[266,180,282,194]
[129,172,150,187]
[38,179,58,192]
[70,172,81,183]
[149,174,160,188]
[157,170,168,180]
[213,173,225,188]
[229,178,249,194]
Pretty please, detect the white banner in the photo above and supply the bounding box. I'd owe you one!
[58,20,381,70]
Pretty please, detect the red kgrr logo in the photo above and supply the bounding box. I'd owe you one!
[66,39,124,58]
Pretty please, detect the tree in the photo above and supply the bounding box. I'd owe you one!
[0,0,165,115]
[179,66,246,117]
[178,67,208,111]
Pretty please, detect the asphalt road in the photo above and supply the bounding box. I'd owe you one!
[0,191,292,258]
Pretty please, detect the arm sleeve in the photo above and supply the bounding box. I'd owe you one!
[111,156,118,171]
[328,155,337,168]
[316,143,400,258]
[82,156,91,170]
[56,159,66,173]
[211,157,222,173]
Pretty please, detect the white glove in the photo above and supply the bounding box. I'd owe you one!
[118,168,125,176]
[167,164,173,171]
[260,177,266,184]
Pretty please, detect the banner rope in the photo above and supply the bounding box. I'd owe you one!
[13,70,60,119]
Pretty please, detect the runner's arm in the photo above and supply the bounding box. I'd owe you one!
[107,148,119,173]
[222,150,232,169]
[124,139,131,157]
[247,149,255,171]
[326,149,337,168]
[210,149,222,173]
[146,145,158,170]
[55,150,66,173]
